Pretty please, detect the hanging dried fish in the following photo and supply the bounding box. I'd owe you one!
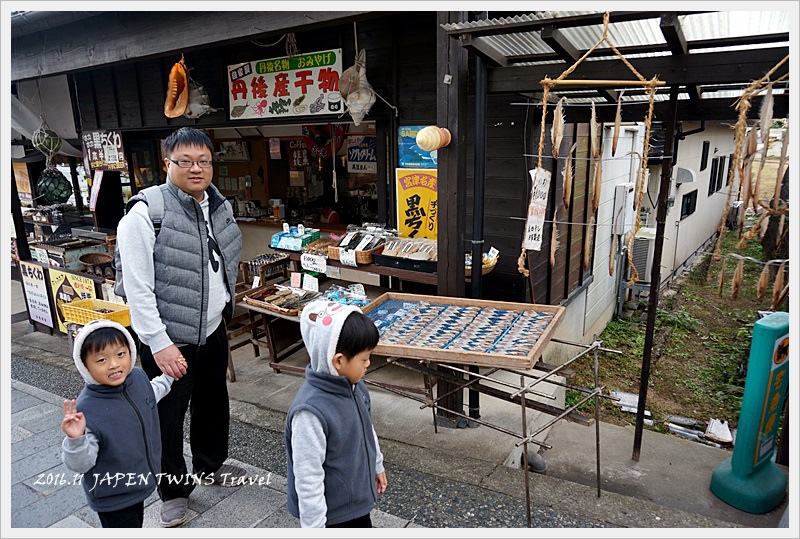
[753,141,770,211]
[612,91,624,157]
[738,158,753,237]
[562,142,577,209]
[777,214,785,242]
[583,215,595,270]
[759,84,774,148]
[757,262,770,301]
[744,125,758,161]
[717,258,727,298]
[773,123,788,211]
[759,214,771,241]
[551,96,566,160]
[731,258,744,300]
[608,234,616,277]
[592,148,603,213]
[772,261,785,307]
[590,102,599,159]
[550,223,558,267]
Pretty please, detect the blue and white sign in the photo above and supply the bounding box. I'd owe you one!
[398,126,437,169]
[347,135,377,174]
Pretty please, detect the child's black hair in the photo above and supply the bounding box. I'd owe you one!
[80,327,129,364]
[162,127,213,156]
[335,312,380,359]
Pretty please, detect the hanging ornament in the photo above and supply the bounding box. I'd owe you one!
[164,55,190,118]
[37,166,73,205]
[32,121,63,167]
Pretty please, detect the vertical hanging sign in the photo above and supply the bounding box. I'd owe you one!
[523,168,552,251]
[82,130,128,171]
[228,49,342,120]
[396,169,438,239]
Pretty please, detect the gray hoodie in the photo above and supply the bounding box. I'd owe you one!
[286,300,384,527]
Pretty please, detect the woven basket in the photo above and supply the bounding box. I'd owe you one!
[61,298,130,326]
[327,245,377,264]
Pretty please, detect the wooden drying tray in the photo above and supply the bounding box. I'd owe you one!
[361,292,565,369]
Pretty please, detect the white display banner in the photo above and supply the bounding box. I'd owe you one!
[523,167,552,251]
[19,261,54,327]
[227,49,343,121]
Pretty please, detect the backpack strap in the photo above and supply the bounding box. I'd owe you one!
[126,185,165,236]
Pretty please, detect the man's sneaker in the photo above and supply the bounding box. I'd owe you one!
[160,497,189,527]
[208,464,248,487]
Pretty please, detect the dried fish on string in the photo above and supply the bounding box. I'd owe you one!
[562,142,577,209]
[757,262,770,301]
[592,148,603,213]
[583,215,595,270]
[731,258,744,300]
[718,258,727,298]
[738,157,753,237]
[772,261,785,306]
[612,91,624,157]
[774,122,789,212]
[551,96,566,160]
[777,214,786,243]
[550,223,558,267]
[608,234,616,277]
[590,102,599,159]
[759,83,774,148]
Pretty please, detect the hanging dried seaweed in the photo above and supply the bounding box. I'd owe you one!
[590,102,599,159]
[731,258,744,300]
[551,96,566,160]
[757,262,770,301]
[562,142,577,209]
[718,258,727,298]
[612,91,623,157]
[583,215,595,270]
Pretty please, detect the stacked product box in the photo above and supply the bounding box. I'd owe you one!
[270,227,321,251]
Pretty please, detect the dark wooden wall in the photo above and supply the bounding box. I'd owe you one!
[71,12,593,304]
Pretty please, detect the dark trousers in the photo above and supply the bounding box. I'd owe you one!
[140,321,230,501]
[327,513,372,528]
[97,500,144,528]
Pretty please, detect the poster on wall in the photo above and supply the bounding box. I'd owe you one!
[227,49,343,121]
[347,135,377,174]
[13,162,33,205]
[81,130,128,172]
[48,268,97,334]
[396,168,438,239]
[398,126,437,169]
[19,261,54,327]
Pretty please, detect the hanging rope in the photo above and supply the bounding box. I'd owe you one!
[517,11,663,279]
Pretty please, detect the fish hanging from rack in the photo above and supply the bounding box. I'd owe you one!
[772,261,785,307]
[562,142,577,209]
[583,215,595,270]
[183,78,222,119]
[551,96,566,160]
[608,233,616,277]
[757,262,770,301]
[752,84,774,209]
[730,258,744,300]
[612,91,624,157]
[550,223,558,267]
[590,102,599,159]
[592,147,603,213]
[717,258,727,298]
[773,121,788,212]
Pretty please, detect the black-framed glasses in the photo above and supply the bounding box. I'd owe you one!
[168,158,213,169]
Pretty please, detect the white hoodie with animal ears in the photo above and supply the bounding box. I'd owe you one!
[61,320,173,473]
[290,300,385,528]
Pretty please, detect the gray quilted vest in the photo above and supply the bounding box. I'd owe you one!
[152,180,241,346]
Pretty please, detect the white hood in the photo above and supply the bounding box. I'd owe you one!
[72,320,137,385]
[300,299,361,376]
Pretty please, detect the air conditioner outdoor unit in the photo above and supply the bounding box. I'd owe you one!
[674,166,696,184]
[631,227,657,281]
[613,182,636,237]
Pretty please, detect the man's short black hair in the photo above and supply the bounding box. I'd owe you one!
[335,311,380,359]
[162,127,213,156]
[80,327,129,364]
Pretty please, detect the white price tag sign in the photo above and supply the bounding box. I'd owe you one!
[291,272,302,288]
[487,247,499,261]
[302,273,319,292]
[354,234,374,252]
[297,224,305,236]
[340,249,358,267]
[300,253,327,273]
[282,222,290,233]
[339,232,356,247]
[325,266,341,279]
[251,276,261,289]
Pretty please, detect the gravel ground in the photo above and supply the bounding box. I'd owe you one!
[11,354,611,528]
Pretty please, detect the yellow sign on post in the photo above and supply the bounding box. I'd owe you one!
[396,168,437,239]
[48,269,97,334]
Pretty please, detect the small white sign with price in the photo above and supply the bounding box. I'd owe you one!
[523,167,552,251]
[339,249,358,267]
[300,253,327,273]
[302,273,319,292]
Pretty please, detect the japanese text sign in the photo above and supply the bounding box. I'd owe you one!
[48,268,97,334]
[523,167,552,251]
[20,261,54,327]
[347,135,377,174]
[398,126,437,169]
[396,169,438,239]
[228,49,342,120]
[81,130,128,172]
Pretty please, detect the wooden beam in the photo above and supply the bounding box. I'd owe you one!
[11,11,379,81]
[659,13,688,55]
[489,47,790,93]
[462,36,509,67]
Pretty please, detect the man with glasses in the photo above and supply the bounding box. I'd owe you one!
[116,127,243,527]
